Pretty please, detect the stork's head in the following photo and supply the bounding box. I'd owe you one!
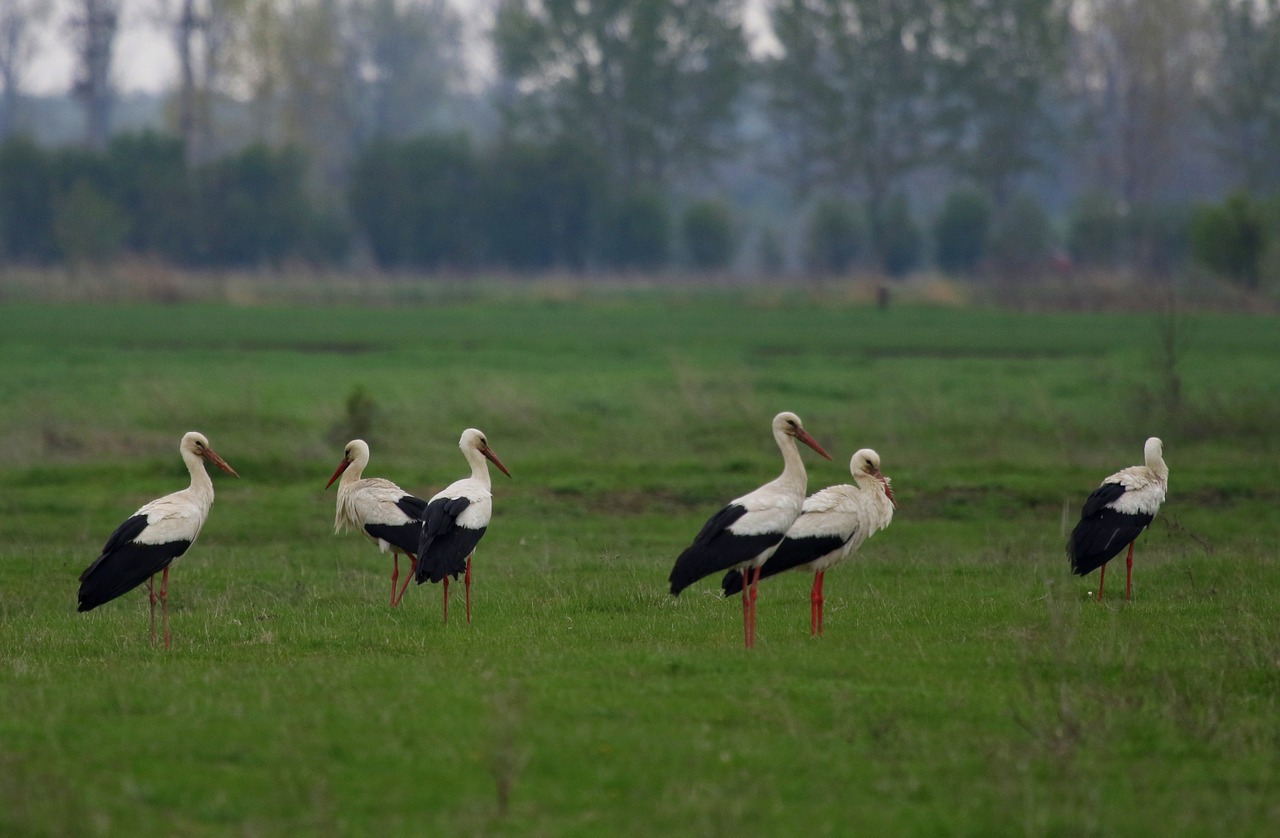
[461,428,512,478]
[851,448,896,508]
[326,439,370,488]
[1144,436,1165,473]
[773,412,832,460]
[182,431,239,477]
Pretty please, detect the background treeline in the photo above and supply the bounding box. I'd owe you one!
[1,0,1279,285]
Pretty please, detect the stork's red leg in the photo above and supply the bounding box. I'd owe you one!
[160,566,171,650]
[442,577,450,624]
[748,566,761,648]
[741,569,751,648]
[393,554,415,606]
[148,574,157,645]
[390,553,400,607]
[1097,562,1107,602]
[1125,541,1135,601]
[813,570,825,636]
[465,555,473,625]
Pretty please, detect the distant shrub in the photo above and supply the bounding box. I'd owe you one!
[602,187,671,271]
[1128,203,1194,276]
[1068,191,1126,267]
[989,193,1053,275]
[0,137,57,263]
[875,194,921,278]
[54,180,130,265]
[933,189,991,275]
[1190,192,1269,288]
[681,199,736,271]
[804,197,861,275]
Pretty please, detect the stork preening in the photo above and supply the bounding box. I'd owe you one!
[415,428,511,624]
[668,412,832,648]
[326,439,429,606]
[77,431,239,648]
[1068,437,1168,601]
[722,448,897,636]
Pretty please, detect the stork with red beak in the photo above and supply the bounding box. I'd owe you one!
[326,439,428,606]
[415,428,511,624]
[723,448,897,636]
[77,431,239,648]
[668,412,832,648]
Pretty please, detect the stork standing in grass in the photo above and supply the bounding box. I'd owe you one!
[416,428,511,624]
[77,431,239,648]
[1068,437,1168,601]
[722,448,897,636]
[326,439,428,607]
[668,412,832,648]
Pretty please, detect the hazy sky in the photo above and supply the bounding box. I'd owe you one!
[25,0,774,97]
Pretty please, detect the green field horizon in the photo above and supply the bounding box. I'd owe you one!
[2,292,1278,835]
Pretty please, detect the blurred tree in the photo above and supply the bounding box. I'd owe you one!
[933,188,992,275]
[493,0,748,189]
[1205,0,1280,193]
[1067,190,1126,268]
[934,0,1069,206]
[681,199,736,272]
[0,0,49,140]
[69,0,121,151]
[767,0,939,267]
[104,132,194,261]
[1070,0,1211,204]
[602,187,671,271]
[1190,191,1268,288]
[167,0,237,167]
[874,194,921,277]
[220,0,466,188]
[0,138,56,262]
[54,179,130,265]
[348,133,480,269]
[803,196,862,276]
[481,137,608,271]
[989,191,1053,276]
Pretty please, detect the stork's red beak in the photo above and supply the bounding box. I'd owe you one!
[325,457,351,489]
[795,429,833,461]
[204,447,240,478]
[483,446,512,478]
[876,472,898,508]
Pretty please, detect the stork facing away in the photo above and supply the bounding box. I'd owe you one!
[326,439,428,606]
[668,412,832,648]
[722,449,896,636]
[415,428,511,624]
[77,431,239,648]
[1068,437,1168,601]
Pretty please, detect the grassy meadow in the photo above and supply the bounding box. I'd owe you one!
[1,287,1278,835]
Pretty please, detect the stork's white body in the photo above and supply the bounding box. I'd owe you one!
[78,431,238,647]
[415,428,511,623]
[327,439,427,606]
[667,412,832,647]
[1068,437,1168,600]
[723,449,896,635]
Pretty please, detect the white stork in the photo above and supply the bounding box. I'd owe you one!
[415,428,511,624]
[722,449,896,636]
[1068,437,1168,601]
[668,411,832,648]
[77,431,239,648]
[326,439,429,607]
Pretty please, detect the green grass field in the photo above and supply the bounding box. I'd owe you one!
[1,289,1278,835]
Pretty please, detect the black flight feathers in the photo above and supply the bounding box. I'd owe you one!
[415,496,485,585]
[77,515,192,612]
[362,494,430,556]
[721,533,850,597]
[1067,482,1153,577]
[668,504,784,596]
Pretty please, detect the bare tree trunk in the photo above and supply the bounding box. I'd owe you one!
[72,0,120,151]
[177,0,198,164]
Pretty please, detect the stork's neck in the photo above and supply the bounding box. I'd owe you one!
[182,449,215,499]
[341,452,368,488]
[1147,451,1169,483]
[773,427,808,492]
[466,447,492,489]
